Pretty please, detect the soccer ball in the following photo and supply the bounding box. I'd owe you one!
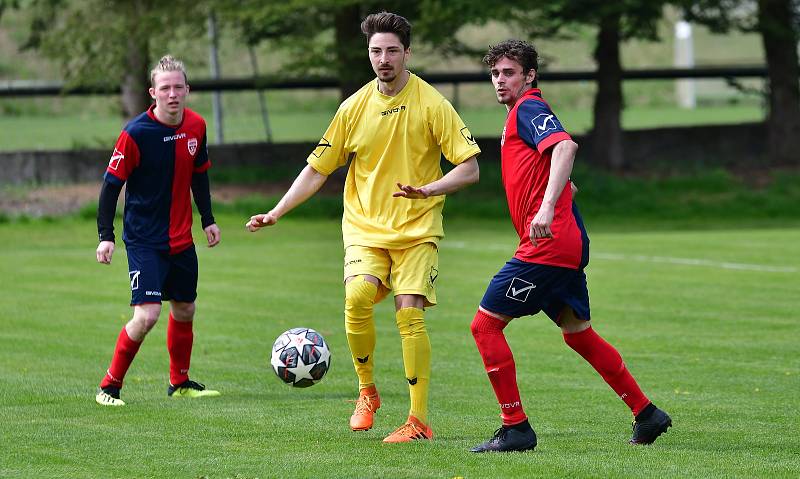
[270,327,331,388]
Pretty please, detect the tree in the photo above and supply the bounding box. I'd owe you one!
[221,0,421,102]
[510,1,667,170]
[23,0,209,120]
[684,0,800,165]
[0,0,19,20]
[758,0,800,164]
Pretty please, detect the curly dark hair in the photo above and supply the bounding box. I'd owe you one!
[483,40,539,87]
[361,11,412,49]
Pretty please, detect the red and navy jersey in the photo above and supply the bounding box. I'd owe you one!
[104,105,210,254]
[501,88,588,269]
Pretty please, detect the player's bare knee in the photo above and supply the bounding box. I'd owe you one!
[131,308,160,335]
[170,301,195,321]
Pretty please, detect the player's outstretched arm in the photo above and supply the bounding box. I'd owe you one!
[530,140,578,246]
[246,164,329,232]
[394,156,479,199]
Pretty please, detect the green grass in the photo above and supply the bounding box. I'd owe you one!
[1,215,798,478]
[0,102,765,151]
[201,165,800,231]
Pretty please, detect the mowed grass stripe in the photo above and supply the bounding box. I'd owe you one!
[0,216,798,478]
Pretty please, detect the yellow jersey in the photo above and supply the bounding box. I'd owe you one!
[307,72,481,249]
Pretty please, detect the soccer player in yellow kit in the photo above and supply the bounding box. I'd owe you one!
[247,11,480,443]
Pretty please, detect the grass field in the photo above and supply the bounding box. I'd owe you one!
[0,96,764,151]
[0,214,798,478]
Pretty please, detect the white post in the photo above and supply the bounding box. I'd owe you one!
[674,20,696,109]
[208,12,224,143]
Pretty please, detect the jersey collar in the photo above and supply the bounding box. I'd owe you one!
[146,103,185,129]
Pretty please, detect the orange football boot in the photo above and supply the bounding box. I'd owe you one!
[382,415,433,443]
[350,385,381,431]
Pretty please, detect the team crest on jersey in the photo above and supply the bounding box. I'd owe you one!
[188,138,198,156]
[108,148,124,170]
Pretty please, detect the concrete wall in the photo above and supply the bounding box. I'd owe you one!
[0,123,766,186]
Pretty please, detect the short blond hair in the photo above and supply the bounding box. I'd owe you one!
[150,55,188,86]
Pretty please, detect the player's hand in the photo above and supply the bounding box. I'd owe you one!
[96,241,115,264]
[393,182,431,199]
[529,207,554,248]
[246,212,278,232]
[204,223,221,247]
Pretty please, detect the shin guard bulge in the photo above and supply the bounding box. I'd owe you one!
[396,307,431,424]
[563,326,651,416]
[100,326,142,389]
[167,313,194,386]
[345,277,378,390]
[471,310,527,426]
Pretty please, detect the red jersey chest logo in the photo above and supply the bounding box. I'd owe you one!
[187,138,198,156]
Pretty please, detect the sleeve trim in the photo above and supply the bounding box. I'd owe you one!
[537,132,572,154]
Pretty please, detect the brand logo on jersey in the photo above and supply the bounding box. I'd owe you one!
[129,270,140,291]
[506,277,536,302]
[108,149,124,170]
[501,126,507,147]
[460,127,477,146]
[163,132,187,142]
[188,138,198,155]
[312,137,332,158]
[381,105,406,116]
[531,113,558,137]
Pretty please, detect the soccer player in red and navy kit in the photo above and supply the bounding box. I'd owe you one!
[94,55,221,406]
[469,40,671,451]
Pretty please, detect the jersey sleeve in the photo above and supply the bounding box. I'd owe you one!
[429,98,481,165]
[193,130,211,173]
[306,106,349,175]
[103,130,140,185]
[516,99,571,153]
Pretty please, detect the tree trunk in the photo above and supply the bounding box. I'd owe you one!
[591,15,625,170]
[120,0,151,121]
[758,0,800,165]
[334,4,374,102]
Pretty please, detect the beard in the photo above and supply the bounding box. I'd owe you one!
[378,68,397,83]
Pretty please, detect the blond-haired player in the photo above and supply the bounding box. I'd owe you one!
[247,12,480,443]
[95,55,221,406]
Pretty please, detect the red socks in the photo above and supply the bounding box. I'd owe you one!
[167,313,194,386]
[563,326,651,416]
[99,327,142,389]
[471,310,528,426]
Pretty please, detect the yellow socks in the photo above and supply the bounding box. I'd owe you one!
[396,307,431,424]
[344,277,378,389]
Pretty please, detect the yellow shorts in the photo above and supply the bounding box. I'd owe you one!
[344,242,439,306]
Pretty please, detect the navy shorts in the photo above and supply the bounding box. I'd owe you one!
[480,258,590,322]
[126,245,198,305]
